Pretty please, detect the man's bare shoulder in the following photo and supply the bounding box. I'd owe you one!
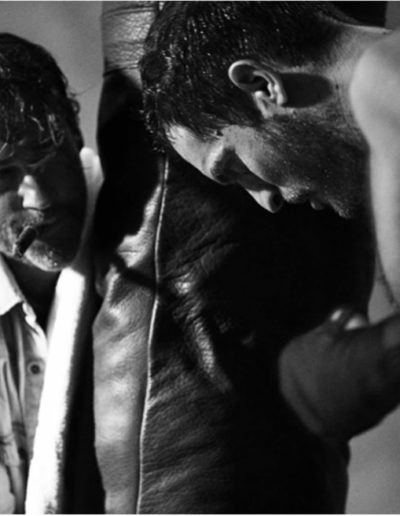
[350,30,400,147]
[352,30,400,85]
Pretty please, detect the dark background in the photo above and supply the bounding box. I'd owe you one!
[0,1,399,512]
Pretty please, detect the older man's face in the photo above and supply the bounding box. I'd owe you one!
[0,130,86,271]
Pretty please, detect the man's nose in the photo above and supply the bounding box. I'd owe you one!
[264,190,284,213]
[247,188,284,213]
[17,174,48,209]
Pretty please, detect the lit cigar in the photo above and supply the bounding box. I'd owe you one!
[12,225,39,258]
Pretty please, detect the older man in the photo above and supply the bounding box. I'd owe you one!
[0,33,101,513]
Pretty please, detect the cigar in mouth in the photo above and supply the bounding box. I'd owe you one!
[12,225,39,258]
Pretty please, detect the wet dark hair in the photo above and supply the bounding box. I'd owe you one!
[140,1,354,150]
[0,33,83,156]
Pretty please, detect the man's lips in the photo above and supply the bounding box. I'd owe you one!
[11,208,63,247]
[286,195,326,211]
[24,207,60,227]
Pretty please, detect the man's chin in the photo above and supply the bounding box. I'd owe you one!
[333,207,354,220]
[332,199,364,220]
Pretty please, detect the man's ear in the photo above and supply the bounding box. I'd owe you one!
[228,59,287,117]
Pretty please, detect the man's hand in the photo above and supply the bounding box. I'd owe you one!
[279,308,400,441]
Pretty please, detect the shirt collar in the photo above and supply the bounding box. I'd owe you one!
[0,254,25,316]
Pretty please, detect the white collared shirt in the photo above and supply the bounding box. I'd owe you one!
[0,254,48,513]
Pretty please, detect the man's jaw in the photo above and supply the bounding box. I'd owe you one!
[0,209,82,271]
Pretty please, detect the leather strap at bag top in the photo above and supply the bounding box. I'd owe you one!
[101,1,160,75]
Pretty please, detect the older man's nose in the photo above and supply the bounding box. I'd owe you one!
[18,174,48,210]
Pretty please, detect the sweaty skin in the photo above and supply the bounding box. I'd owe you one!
[350,30,400,306]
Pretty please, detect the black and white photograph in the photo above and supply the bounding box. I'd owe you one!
[0,1,400,514]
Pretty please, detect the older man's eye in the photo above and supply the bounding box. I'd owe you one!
[0,166,21,189]
[0,165,20,178]
[0,167,14,175]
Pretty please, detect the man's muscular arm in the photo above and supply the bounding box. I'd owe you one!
[350,30,400,306]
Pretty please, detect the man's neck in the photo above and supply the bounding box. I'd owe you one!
[5,257,59,329]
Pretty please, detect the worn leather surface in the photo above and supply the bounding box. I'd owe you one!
[94,3,161,512]
[93,2,375,513]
